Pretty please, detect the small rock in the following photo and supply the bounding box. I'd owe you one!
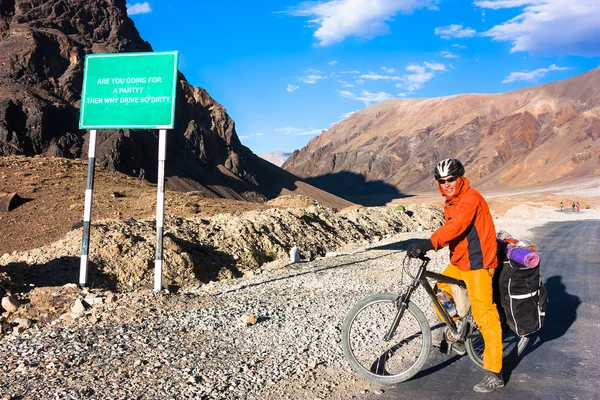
[59,313,74,323]
[163,236,181,252]
[14,318,32,329]
[1,295,19,313]
[243,270,255,279]
[12,325,27,334]
[105,293,117,304]
[240,313,257,325]
[84,296,104,305]
[72,299,88,314]
[62,283,78,289]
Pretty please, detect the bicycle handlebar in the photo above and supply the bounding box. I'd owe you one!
[406,252,430,262]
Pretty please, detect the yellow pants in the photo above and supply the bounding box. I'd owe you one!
[438,264,503,373]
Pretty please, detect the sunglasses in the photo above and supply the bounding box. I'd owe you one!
[437,176,458,184]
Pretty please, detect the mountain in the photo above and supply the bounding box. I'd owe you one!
[283,67,600,199]
[0,0,351,209]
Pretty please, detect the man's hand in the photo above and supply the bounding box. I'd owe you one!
[407,239,434,258]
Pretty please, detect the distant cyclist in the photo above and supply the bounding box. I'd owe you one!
[407,158,504,393]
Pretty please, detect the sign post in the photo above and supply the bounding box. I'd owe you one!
[79,51,179,291]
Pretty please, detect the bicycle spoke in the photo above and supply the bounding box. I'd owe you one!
[346,297,428,379]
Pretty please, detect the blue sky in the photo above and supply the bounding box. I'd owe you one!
[126,0,600,156]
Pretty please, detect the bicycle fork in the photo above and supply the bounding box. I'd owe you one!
[383,258,429,341]
[384,279,420,341]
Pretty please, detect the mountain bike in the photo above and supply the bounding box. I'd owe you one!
[341,255,529,384]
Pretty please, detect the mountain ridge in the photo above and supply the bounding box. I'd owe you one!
[283,67,600,198]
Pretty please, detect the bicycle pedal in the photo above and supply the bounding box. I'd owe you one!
[438,339,451,355]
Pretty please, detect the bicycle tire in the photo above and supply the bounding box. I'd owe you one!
[341,293,431,384]
[464,317,529,369]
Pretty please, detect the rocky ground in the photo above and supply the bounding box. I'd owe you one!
[1,205,598,399]
[0,155,598,399]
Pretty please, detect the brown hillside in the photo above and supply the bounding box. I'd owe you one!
[283,67,600,198]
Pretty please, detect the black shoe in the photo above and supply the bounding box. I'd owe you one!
[473,373,505,393]
[451,341,466,356]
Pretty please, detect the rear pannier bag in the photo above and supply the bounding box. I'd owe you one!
[498,258,548,337]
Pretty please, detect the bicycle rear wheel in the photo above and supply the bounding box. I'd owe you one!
[341,293,431,384]
[464,314,529,369]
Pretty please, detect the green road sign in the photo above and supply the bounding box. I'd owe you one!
[79,51,179,129]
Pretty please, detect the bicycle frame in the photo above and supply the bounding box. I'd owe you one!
[384,257,467,341]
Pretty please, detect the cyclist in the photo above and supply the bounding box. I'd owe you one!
[407,158,504,393]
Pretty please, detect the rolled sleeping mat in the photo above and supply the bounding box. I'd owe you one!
[506,246,540,268]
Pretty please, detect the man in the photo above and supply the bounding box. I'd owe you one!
[407,158,503,393]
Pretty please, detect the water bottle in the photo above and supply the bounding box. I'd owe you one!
[436,289,457,317]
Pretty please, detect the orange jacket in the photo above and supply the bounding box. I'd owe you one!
[430,177,498,271]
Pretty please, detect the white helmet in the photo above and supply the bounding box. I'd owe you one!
[434,158,465,179]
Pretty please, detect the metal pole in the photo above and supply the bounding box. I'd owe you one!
[154,129,167,292]
[79,129,97,287]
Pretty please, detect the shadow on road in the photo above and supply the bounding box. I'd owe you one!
[521,275,581,355]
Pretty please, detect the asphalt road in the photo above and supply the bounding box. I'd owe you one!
[362,218,600,400]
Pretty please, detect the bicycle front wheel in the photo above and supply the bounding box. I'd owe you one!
[341,293,431,384]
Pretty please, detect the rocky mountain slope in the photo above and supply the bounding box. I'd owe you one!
[283,67,600,198]
[0,0,349,208]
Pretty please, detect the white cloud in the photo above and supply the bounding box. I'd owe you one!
[423,62,446,71]
[452,44,467,49]
[434,24,476,39]
[397,62,446,92]
[475,0,538,10]
[397,92,408,97]
[287,0,439,46]
[338,89,394,105]
[340,70,361,74]
[287,84,299,92]
[359,73,402,81]
[381,67,396,73]
[255,132,265,136]
[238,135,250,140]
[275,127,324,136]
[476,0,600,55]
[440,51,458,58]
[127,2,152,15]
[502,64,570,83]
[298,75,327,84]
[337,80,354,88]
[303,67,323,73]
[328,60,339,65]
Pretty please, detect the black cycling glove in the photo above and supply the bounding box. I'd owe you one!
[407,239,434,258]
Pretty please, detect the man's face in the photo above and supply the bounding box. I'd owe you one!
[437,175,458,196]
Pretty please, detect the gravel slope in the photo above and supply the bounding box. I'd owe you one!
[0,209,597,400]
